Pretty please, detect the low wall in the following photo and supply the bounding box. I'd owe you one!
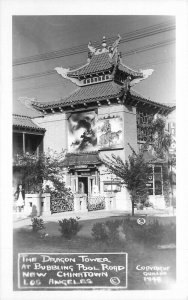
[23,193,166,216]
[149,195,166,209]
[113,188,132,211]
[24,193,51,217]
[74,193,88,212]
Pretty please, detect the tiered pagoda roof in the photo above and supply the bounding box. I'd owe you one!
[31,35,175,115]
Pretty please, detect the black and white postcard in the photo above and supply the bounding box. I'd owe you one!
[0,1,188,299]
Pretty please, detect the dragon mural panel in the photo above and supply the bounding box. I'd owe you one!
[68,111,97,152]
[68,112,123,152]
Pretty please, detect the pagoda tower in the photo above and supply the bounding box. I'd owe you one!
[32,35,174,211]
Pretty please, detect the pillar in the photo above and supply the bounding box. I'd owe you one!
[41,193,51,216]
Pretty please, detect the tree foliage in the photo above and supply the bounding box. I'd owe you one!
[101,147,150,215]
[142,115,172,159]
[13,149,73,201]
[101,115,175,214]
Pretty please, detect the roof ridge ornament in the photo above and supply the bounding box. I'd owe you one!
[109,34,122,59]
[55,67,83,86]
[130,69,154,86]
[95,36,109,54]
[102,36,107,48]
[18,97,37,108]
[88,41,96,58]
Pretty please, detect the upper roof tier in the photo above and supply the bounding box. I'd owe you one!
[67,51,143,79]
[55,35,150,84]
[68,52,113,77]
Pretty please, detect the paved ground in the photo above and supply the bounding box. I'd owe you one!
[13,207,176,229]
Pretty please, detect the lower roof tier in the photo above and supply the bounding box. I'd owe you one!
[33,81,124,109]
[32,80,175,115]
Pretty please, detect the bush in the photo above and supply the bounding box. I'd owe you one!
[121,217,137,241]
[143,220,164,246]
[92,218,176,247]
[161,222,176,245]
[122,218,165,246]
[31,217,45,232]
[144,200,153,208]
[58,218,81,239]
[105,220,122,242]
[92,220,122,243]
[91,223,108,241]
[136,203,144,210]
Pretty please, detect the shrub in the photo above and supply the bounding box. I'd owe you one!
[31,217,45,232]
[92,220,122,242]
[58,218,81,239]
[161,222,176,245]
[105,220,122,242]
[142,220,164,246]
[144,200,153,208]
[91,223,108,241]
[122,218,165,246]
[136,203,144,210]
[121,217,137,241]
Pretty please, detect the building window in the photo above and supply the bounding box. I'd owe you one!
[13,132,43,157]
[82,74,111,85]
[103,182,121,192]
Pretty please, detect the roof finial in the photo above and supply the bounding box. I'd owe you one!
[88,41,96,58]
[109,34,122,58]
[102,36,107,48]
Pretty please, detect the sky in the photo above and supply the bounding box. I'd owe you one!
[13,15,176,105]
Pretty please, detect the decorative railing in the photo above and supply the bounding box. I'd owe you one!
[50,198,74,214]
[87,195,105,211]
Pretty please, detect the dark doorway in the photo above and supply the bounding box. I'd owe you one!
[78,177,88,195]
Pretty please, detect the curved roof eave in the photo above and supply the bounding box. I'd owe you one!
[130,89,175,114]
